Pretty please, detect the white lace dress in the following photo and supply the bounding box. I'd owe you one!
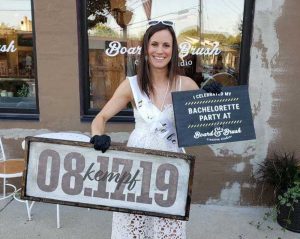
[111,76,186,239]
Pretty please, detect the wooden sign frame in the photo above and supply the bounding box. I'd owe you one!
[21,136,195,221]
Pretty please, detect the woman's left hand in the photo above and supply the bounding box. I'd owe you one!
[90,135,111,153]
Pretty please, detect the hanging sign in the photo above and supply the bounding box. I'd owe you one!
[21,137,195,220]
[172,86,256,147]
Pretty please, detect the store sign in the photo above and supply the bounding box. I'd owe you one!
[178,42,221,58]
[0,40,17,52]
[105,41,221,57]
[21,137,195,220]
[172,86,256,147]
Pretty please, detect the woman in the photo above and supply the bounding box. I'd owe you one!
[90,21,221,239]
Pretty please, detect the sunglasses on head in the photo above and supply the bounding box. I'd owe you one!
[148,20,175,27]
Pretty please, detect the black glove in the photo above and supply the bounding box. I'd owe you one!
[90,135,111,153]
[202,80,222,94]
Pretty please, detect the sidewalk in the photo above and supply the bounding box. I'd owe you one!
[0,198,299,239]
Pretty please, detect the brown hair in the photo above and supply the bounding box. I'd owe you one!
[137,23,179,96]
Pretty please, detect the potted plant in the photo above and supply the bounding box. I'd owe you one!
[276,181,300,231]
[256,152,300,232]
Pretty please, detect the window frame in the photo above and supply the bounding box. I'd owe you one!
[239,0,255,85]
[77,0,255,122]
[0,0,39,120]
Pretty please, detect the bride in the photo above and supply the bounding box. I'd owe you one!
[90,20,221,239]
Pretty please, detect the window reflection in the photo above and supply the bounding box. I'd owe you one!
[87,0,244,110]
[0,0,36,110]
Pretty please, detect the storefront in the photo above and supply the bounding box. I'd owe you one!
[79,0,253,121]
[0,11,37,114]
[1,0,300,206]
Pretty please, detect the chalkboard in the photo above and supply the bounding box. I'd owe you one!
[21,137,195,220]
[172,86,256,147]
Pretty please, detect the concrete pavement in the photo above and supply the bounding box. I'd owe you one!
[0,198,299,239]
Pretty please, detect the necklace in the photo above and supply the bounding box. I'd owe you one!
[152,80,170,111]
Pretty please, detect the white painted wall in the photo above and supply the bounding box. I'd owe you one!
[205,0,286,205]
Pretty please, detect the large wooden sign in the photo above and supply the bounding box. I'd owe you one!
[21,137,195,220]
[172,86,256,147]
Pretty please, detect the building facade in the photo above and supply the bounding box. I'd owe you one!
[1,0,300,206]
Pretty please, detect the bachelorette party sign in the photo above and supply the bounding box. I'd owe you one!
[172,86,256,147]
[21,137,195,220]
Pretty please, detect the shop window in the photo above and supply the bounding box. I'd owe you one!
[0,0,38,119]
[78,0,254,121]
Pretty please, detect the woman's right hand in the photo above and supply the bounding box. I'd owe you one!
[90,78,132,153]
[90,135,111,153]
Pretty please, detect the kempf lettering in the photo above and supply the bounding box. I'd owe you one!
[83,163,140,190]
